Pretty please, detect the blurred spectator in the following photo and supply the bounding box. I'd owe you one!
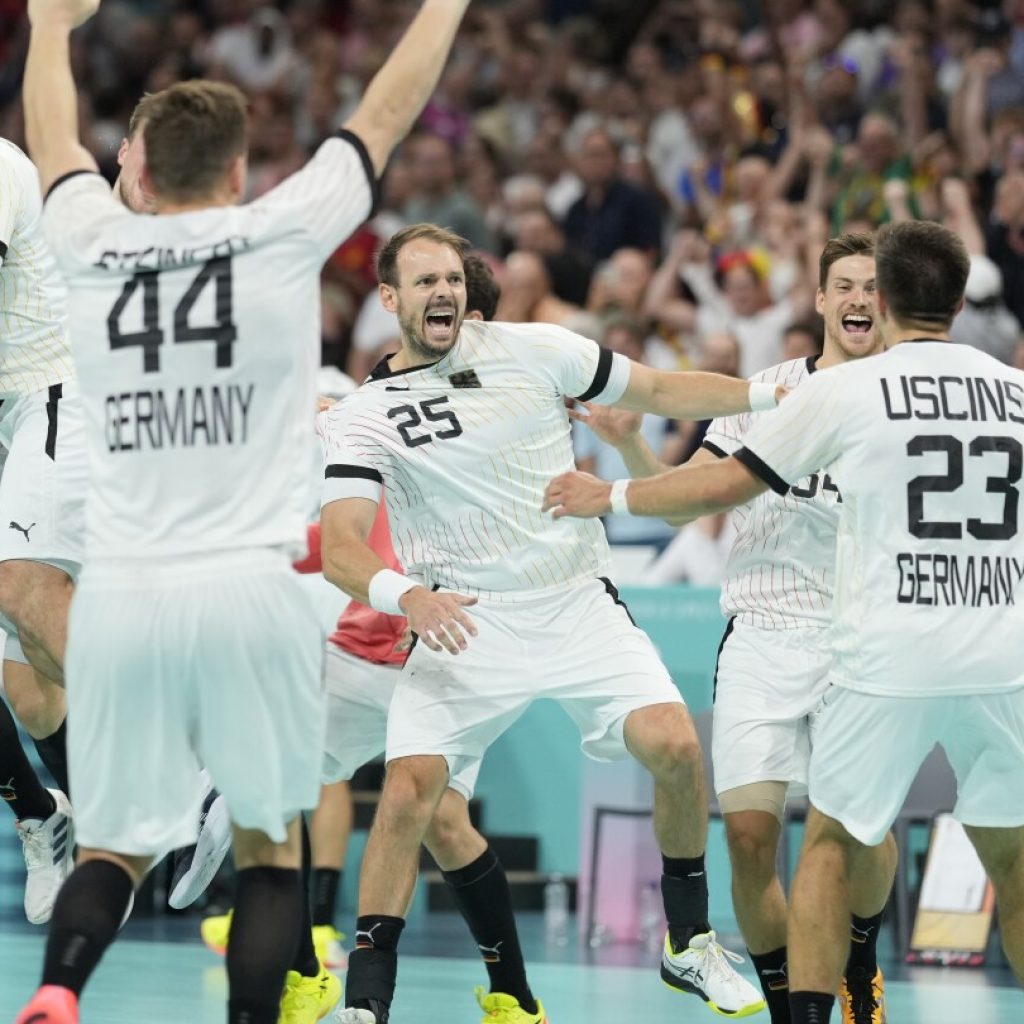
[782,320,826,363]
[563,126,664,261]
[573,317,678,548]
[645,514,737,586]
[403,132,495,252]
[495,251,581,326]
[5,0,1020,396]
[514,206,594,306]
[986,170,1024,329]
[950,253,1023,364]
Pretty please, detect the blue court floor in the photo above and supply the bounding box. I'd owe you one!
[0,911,1019,1023]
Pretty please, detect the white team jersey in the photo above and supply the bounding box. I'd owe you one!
[320,319,631,600]
[42,132,376,560]
[704,357,839,629]
[0,139,74,395]
[739,340,1024,697]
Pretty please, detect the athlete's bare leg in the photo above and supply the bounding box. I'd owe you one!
[724,809,788,953]
[0,561,71,682]
[624,702,708,856]
[965,824,1024,982]
[423,789,487,871]
[4,661,65,738]
[310,780,353,873]
[357,754,449,915]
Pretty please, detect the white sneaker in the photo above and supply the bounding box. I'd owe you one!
[16,788,74,925]
[168,780,231,910]
[661,929,767,1017]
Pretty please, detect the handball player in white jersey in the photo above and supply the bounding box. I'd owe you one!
[319,223,787,1024]
[572,235,898,1024]
[546,220,1024,1023]
[17,1,474,1023]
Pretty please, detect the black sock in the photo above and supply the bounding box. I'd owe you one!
[312,867,341,928]
[227,866,302,1024]
[750,947,791,1024]
[0,699,56,821]
[346,914,405,1014]
[789,990,835,1023]
[846,911,883,978]
[291,817,318,977]
[443,846,537,1014]
[33,718,70,798]
[42,859,134,994]
[661,854,711,950]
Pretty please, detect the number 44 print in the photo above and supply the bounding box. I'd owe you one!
[108,257,237,372]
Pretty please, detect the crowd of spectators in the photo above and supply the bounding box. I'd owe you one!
[3,0,1023,573]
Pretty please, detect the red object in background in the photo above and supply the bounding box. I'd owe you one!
[295,509,408,666]
[327,223,383,291]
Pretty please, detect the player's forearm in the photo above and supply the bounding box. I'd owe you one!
[24,23,97,192]
[617,434,673,479]
[345,0,471,174]
[625,370,772,421]
[625,461,765,519]
[322,530,390,606]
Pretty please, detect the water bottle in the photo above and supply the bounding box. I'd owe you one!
[637,880,663,951]
[543,874,570,946]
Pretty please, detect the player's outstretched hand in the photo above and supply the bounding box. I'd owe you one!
[543,472,612,520]
[399,588,478,656]
[569,401,643,447]
[28,0,100,28]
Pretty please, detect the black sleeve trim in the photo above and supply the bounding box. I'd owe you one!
[734,447,789,495]
[701,440,729,459]
[325,464,383,484]
[44,169,104,203]
[0,240,7,260]
[575,346,613,403]
[335,129,381,219]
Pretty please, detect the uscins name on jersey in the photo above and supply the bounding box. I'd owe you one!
[104,383,254,452]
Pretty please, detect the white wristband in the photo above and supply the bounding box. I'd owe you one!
[749,381,779,411]
[367,568,419,615]
[609,479,631,516]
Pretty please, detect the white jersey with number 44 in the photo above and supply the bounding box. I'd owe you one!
[738,341,1024,697]
[0,139,74,395]
[320,319,631,600]
[42,132,376,560]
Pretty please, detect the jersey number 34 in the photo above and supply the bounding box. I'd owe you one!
[107,257,237,373]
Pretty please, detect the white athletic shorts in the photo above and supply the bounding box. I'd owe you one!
[386,577,682,795]
[321,646,480,797]
[810,684,1024,846]
[712,620,831,797]
[67,550,325,854]
[0,382,86,576]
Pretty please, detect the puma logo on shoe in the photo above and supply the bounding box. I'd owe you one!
[9,521,35,542]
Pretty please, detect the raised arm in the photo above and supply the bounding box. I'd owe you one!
[24,0,101,195]
[344,0,472,176]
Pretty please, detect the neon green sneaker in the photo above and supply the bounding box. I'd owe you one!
[279,961,341,1023]
[312,924,348,970]
[200,910,232,956]
[475,986,549,1023]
